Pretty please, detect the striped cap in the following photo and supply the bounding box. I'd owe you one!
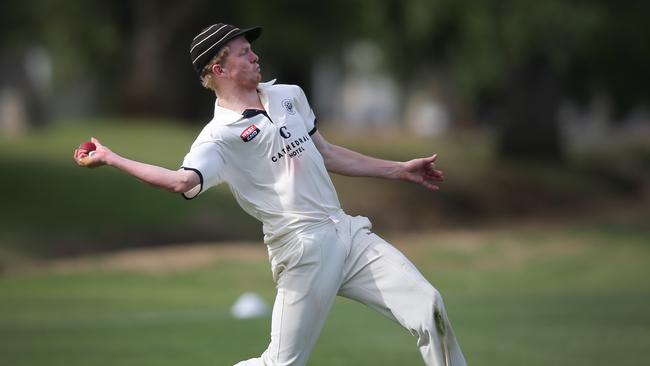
[190,23,262,74]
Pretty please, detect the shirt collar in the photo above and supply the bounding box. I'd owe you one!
[212,79,277,124]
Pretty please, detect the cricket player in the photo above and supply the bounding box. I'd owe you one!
[73,23,467,366]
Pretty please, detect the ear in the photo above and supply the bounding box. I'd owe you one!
[211,63,224,75]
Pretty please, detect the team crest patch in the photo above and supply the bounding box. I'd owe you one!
[240,124,260,142]
[282,99,296,115]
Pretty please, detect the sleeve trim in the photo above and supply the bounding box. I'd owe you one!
[308,118,318,136]
[180,167,204,200]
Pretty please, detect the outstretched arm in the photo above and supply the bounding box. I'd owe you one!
[73,137,200,193]
[311,132,444,191]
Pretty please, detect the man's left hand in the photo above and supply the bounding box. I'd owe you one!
[399,154,444,191]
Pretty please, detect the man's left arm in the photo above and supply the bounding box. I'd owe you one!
[311,132,444,191]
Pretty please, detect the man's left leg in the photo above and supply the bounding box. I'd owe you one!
[337,218,467,366]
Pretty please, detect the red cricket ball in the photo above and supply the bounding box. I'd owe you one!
[79,141,96,152]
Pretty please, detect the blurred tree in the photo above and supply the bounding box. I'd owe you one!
[1,1,116,82]
[348,0,649,162]
[2,0,647,151]
[119,0,201,115]
[1,0,128,118]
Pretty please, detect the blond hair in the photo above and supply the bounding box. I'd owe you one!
[200,46,230,91]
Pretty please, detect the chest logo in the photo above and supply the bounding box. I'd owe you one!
[279,126,292,139]
[240,124,260,142]
[282,99,296,115]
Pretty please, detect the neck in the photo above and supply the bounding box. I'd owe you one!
[215,83,263,114]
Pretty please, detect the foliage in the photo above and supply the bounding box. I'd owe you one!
[3,0,648,115]
[1,0,125,85]
[343,0,649,109]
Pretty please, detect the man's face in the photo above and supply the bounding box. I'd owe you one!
[221,36,261,88]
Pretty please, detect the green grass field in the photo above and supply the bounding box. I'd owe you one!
[1,225,649,366]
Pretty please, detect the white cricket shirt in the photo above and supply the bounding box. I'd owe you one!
[181,80,342,243]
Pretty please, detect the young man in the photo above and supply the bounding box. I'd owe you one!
[73,23,467,366]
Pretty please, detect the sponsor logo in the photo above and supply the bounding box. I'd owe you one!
[282,99,296,115]
[271,134,311,162]
[240,124,260,142]
[279,126,292,139]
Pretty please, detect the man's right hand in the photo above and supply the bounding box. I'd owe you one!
[73,137,110,168]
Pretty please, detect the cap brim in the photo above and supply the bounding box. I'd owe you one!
[240,26,262,44]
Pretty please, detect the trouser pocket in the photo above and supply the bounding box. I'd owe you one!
[268,238,305,284]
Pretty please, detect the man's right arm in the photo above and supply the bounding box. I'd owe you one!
[73,137,200,194]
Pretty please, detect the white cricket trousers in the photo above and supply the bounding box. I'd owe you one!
[235,212,466,366]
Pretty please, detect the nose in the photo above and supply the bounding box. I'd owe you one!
[251,51,259,63]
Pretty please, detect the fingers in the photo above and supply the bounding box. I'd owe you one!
[73,149,89,166]
[423,154,439,171]
[425,169,445,181]
[74,148,86,160]
[406,172,442,191]
[418,174,442,191]
[73,146,96,167]
[426,154,438,166]
[422,181,440,191]
[79,156,91,167]
[91,137,102,147]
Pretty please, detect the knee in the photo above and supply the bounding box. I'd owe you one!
[425,285,449,337]
[423,284,444,311]
[416,284,446,330]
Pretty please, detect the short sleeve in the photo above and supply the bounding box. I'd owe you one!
[180,141,226,199]
[295,86,317,135]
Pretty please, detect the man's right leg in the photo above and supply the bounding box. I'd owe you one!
[235,226,346,366]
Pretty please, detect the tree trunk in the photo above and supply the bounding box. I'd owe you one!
[497,54,564,163]
[120,0,199,116]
